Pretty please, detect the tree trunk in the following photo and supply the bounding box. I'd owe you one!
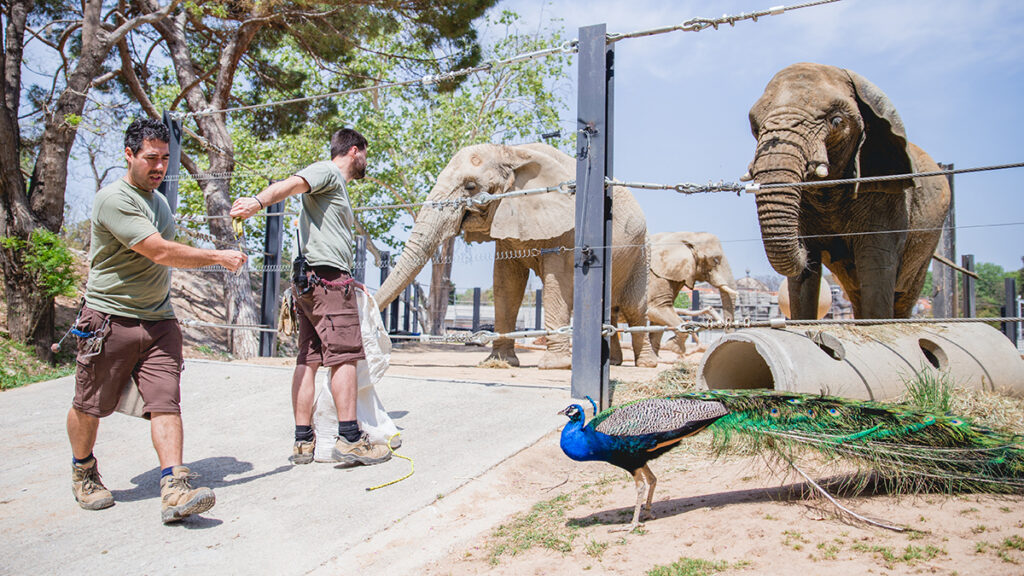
[428,237,455,335]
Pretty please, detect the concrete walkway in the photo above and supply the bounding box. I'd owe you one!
[0,359,569,575]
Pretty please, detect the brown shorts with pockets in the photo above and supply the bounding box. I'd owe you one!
[295,266,365,368]
[73,305,184,418]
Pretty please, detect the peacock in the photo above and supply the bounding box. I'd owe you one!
[559,389,1024,531]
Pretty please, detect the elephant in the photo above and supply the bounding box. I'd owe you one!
[646,231,738,356]
[374,142,658,370]
[744,62,951,319]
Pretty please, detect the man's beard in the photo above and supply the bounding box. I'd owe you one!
[351,157,366,180]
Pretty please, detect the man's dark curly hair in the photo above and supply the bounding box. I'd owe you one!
[124,117,169,154]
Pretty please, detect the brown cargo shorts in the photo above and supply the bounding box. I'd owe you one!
[73,305,184,418]
[295,266,365,368]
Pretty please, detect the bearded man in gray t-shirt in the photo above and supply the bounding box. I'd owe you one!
[231,128,391,467]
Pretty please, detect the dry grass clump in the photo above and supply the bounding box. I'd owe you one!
[949,386,1024,433]
[610,359,699,406]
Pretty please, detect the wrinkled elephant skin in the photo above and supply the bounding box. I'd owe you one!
[746,63,951,319]
[375,143,658,369]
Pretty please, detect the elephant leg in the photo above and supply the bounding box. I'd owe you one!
[486,255,529,367]
[647,277,684,361]
[788,261,823,320]
[609,309,623,366]
[619,271,658,369]
[539,252,573,370]
[853,241,900,319]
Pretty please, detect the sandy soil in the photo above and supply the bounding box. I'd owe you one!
[35,265,1024,575]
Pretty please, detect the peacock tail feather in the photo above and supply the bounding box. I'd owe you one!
[672,390,1024,495]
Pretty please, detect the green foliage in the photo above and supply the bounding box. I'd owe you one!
[0,335,74,390]
[1,229,80,298]
[673,291,691,309]
[646,558,730,576]
[488,493,576,564]
[900,366,955,413]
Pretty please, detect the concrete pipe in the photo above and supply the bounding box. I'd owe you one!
[697,322,1024,401]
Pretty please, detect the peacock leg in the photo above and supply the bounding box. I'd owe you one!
[611,469,647,532]
[641,465,658,521]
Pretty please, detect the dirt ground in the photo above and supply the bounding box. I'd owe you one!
[235,339,1024,576]
[25,266,1024,574]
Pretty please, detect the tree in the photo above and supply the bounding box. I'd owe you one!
[2,0,179,359]
[207,10,572,334]
[115,0,498,356]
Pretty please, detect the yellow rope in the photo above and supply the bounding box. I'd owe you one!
[366,433,413,491]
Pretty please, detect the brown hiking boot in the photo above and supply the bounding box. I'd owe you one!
[289,439,315,465]
[160,466,215,524]
[331,433,392,465]
[71,458,114,510]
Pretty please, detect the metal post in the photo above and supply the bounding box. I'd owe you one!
[158,111,182,212]
[933,163,956,318]
[961,254,976,318]
[1003,278,1019,343]
[353,236,366,284]
[571,24,614,409]
[379,251,390,329]
[691,289,701,311]
[411,289,419,333]
[258,198,284,356]
[472,287,482,332]
[403,285,412,332]
[535,288,543,330]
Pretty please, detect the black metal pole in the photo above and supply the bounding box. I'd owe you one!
[472,287,481,332]
[158,111,182,212]
[259,198,284,357]
[353,236,366,284]
[962,254,976,318]
[571,24,614,409]
[535,288,543,330]
[403,285,411,332]
[379,251,390,329]
[1003,278,1019,343]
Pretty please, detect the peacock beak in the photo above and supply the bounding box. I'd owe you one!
[557,407,569,416]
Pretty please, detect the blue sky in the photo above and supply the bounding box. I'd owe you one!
[428,0,1024,292]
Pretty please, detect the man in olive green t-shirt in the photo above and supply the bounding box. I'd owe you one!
[230,128,391,467]
[67,118,246,524]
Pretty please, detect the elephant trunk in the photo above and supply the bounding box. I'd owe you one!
[376,185,466,309]
[750,131,811,278]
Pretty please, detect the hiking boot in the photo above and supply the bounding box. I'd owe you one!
[289,439,315,465]
[71,458,114,511]
[331,433,392,465]
[160,466,215,524]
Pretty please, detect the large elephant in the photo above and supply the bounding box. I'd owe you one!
[374,142,658,369]
[647,231,738,355]
[745,63,951,319]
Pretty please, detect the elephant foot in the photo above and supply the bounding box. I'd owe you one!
[538,352,572,370]
[609,356,623,366]
[635,352,659,368]
[485,349,520,367]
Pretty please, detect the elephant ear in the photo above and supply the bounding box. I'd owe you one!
[846,69,916,195]
[650,237,697,285]
[489,146,576,241]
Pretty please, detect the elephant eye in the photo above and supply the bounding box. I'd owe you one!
[829,115,843,128]
[464,180,477,191]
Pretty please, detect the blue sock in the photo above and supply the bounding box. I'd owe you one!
[72,453,94,465]
[295,425,314,442]
[338,420,360,442]
[161,466,175,479]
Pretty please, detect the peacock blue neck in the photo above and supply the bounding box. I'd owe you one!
[560,412,612,462]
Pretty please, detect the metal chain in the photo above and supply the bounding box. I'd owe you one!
[178,318,277,333]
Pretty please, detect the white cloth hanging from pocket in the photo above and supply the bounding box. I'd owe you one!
[312,288,399,462]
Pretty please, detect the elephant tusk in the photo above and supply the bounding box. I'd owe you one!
[815,164,829,178]
[740,171,752,182]
[720,285,739,297]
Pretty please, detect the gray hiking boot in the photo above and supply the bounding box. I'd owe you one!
[331,433,392,465]
[71,458,115,510]
[160,466,215,524]
[289,439,315,465]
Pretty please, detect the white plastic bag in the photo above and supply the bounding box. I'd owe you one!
[312,288,399,462]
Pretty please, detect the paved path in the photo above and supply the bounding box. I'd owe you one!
[0,360,569,575]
